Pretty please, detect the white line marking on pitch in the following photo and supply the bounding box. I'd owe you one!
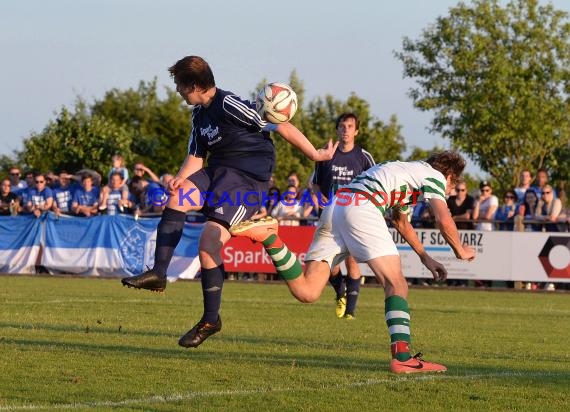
[0,371,566,411]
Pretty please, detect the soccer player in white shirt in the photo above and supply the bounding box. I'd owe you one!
[231,151,476,373]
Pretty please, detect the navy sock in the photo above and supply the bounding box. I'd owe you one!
[345,277,361,316]
[153,208,186,276]
[201,264,225,324]
[329,273,346,300]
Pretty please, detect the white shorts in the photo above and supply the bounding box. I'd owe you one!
[305,193,398,267]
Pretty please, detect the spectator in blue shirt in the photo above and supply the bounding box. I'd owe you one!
[72,174,100,217]
[26,173,54,218]
[495,189,518,230]
[99,172,129,215]
[52,171,78,216]
[7,166,27,195]
[129,175,164,215]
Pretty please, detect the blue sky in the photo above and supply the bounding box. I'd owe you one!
[1,0,568,175]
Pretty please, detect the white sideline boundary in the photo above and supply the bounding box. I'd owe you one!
[0,371,566,410]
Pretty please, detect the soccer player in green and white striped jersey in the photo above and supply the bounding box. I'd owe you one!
[230,151,476,374]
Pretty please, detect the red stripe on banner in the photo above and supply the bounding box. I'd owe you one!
[222,226,316,273]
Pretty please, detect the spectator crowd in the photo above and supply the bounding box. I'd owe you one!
[0,156,170,219]
[411,168,568,234]
[1,161,568,233]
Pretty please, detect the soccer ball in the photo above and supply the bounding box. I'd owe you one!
[256,82,298,124]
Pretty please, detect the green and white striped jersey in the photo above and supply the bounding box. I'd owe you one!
[341,160,447,214]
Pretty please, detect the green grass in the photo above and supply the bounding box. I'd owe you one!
[0,276,569,411]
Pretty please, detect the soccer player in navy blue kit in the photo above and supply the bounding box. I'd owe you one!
[122,55,337,348]
[313,113,375,319]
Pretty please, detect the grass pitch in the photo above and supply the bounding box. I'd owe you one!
[0,276,569,411]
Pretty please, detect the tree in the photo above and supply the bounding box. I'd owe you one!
[17,80,190,178]
[405,145,481,193]
[19,102,132,175]
[405,145,445,161]
[396,0,570,191]
[548,142,569,206]
[91,79,190,174]
[0,154,18,177]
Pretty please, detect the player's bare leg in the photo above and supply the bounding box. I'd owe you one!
[285,260,332,303]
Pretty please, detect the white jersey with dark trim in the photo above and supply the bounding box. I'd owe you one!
[187,88,276,180]
[344,160,447,213]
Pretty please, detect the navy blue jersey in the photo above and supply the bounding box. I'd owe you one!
[313,146,375,196]
[188,88,276,181]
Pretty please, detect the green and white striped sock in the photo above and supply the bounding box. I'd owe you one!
[385,295,412,361]
[263,234,302,281]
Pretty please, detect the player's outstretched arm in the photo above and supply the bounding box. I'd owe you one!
[391,208,448,281]
[275,122,338,161]
[391,208,426,258]
[430,199,476,261]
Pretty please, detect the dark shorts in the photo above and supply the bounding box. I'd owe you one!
[189,166,269,228]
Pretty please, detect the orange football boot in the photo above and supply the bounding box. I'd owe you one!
[229,217,278,243]
[390,352,447,374]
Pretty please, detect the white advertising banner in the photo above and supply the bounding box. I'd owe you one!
[357,229,570,283]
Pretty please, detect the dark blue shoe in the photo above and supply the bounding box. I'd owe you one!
[178,317,222,348]
[121,270,166,292]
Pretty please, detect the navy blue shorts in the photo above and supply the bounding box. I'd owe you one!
[189,166,269,228]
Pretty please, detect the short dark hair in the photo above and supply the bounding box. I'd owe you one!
[169,56,216,90]
[536,168,549,177]
[524,188,539,201]
[480,180,491,189]
[335,113,360,130]
[425,151,466,185]
[130,175,144,185]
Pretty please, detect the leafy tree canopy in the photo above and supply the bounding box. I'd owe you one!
[12,80,190,179]
[406,145,482,195]
[19,102,133,175]
[91,79,190,175]
[396,0,570,193]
